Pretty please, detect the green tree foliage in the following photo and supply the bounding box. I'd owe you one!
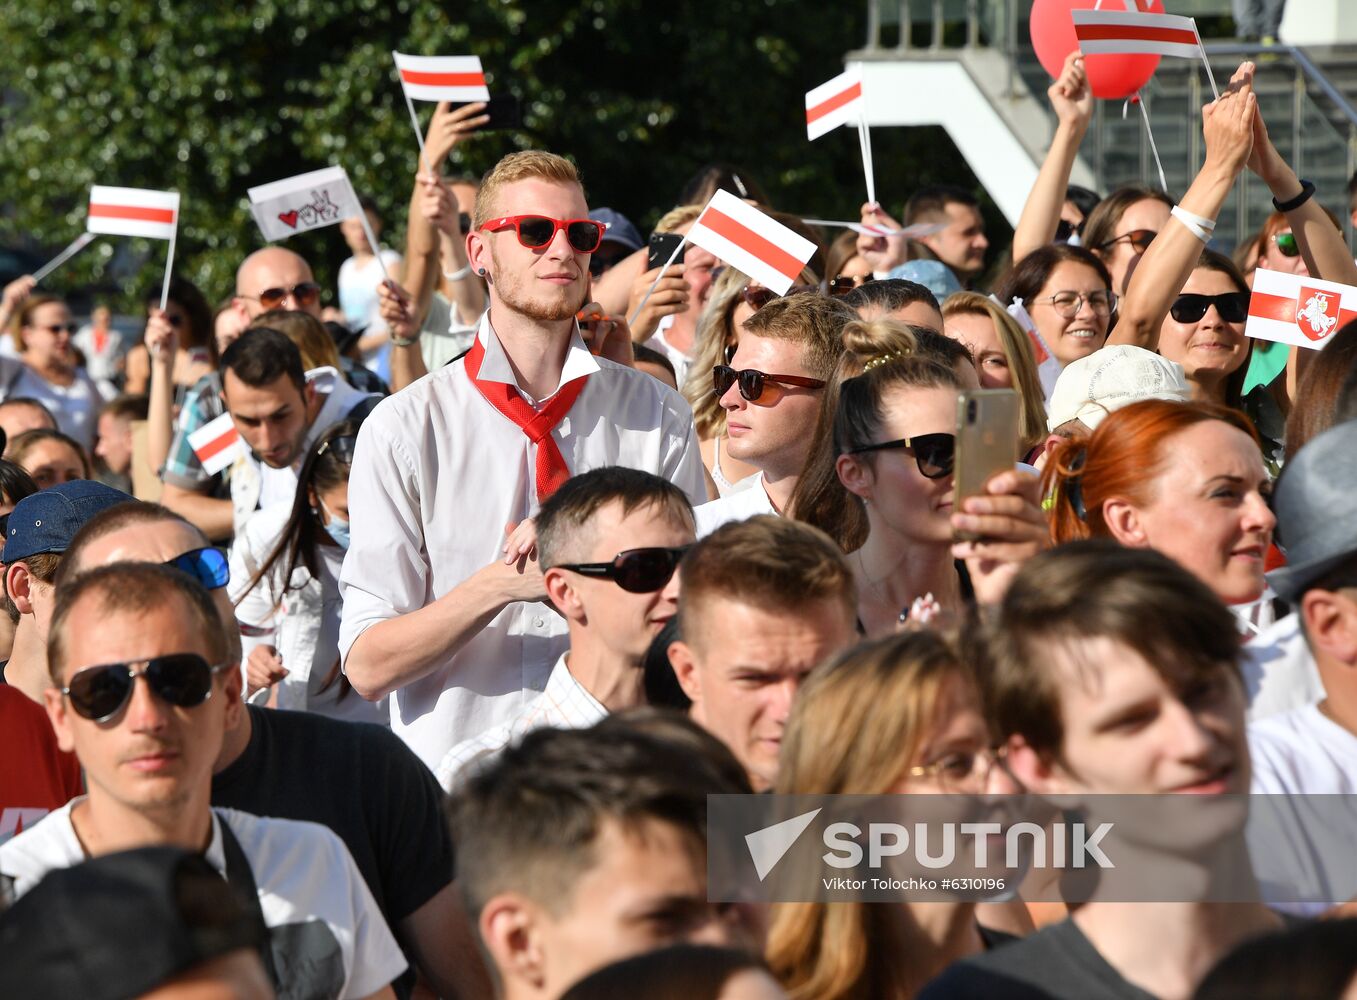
[0,0,988,310]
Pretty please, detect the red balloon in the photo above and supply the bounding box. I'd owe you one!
[1030,0,1164,100]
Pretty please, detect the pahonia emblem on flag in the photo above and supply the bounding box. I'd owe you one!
[1246,268,1357,350]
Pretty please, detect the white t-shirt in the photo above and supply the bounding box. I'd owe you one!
[419,292,479,372]
[1249,702,1357,794]
[643,316,692,389]
[0,800,407,999]
[694,473,777,537]
[338,249,403,334]
[1241,612,1325,720]
[3,364,114,450]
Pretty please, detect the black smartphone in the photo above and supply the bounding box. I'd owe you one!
[647,232,687,270]
[451,93,522,131]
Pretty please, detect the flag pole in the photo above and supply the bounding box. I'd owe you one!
[159,231,177,312]
[857,114,876,207]
[628,235,689,327]
[1192,24,1220,100]
[1134,93,1169,193]
[393,51,430,172]
[355,205,391,282]
[31,232,96,284]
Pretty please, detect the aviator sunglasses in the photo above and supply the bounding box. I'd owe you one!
[712,364,826,403]
[61,653,230,723]
[849,432,956,480]
[554,546,690,593]
[1169,291,1250,324]
[482,215,605,253]
[241,281,322,312]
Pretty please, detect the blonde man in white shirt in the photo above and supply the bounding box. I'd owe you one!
[340,150,707,768]
[436,467,695,790]
[0,562,406,1000]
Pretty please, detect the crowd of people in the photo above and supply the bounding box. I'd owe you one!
[1,54,1356,999]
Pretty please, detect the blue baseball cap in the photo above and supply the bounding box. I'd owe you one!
[589,208,644,253]
[5,481,133,564]
[887,259,963,302]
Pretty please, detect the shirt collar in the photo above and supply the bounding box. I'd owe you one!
[475,312,600,400]
[550,652,608,720]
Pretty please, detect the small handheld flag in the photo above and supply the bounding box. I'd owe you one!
[248,166,387,281]
[392,52,490,166]
[188,412,244,476]
[805,66,875,205]
[88,185,180,310]
[1246,268,1357,351]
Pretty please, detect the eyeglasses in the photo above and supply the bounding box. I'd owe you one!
[848,432,956,480]
[828,275,874,297]
[1169,291,1250,324]
[740,284,817,310]
[482,215,605,253]
[1054,219,1081,243]
[241,282,322,311]
[60,653,230,723]
[1032,289,1116,319]
[1272,232,1300,258]
[906,746,1009,793]
[35,323,77,335]
[1097,229,1157,254]
[554,546,690,594]
[164,547,230,591]
[316,434,358,463]
[712,364,826,403]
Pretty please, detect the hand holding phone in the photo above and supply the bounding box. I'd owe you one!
[952,389,1020,541]
[647,232,687,271]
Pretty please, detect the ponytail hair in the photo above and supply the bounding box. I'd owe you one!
[790,319,964,550]
[1043,399,1260,543]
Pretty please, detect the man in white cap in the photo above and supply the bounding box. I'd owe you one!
[1034,344,1192,470]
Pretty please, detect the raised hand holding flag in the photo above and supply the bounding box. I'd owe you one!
[392,52,490,167]
[247,166,388,281]
[87,185,181,310]
[805,66,875,205]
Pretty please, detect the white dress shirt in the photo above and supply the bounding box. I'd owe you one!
[694,473,777,537]
[339,314,706,768]
[435,652,608,791]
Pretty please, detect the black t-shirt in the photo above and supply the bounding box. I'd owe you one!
[211,706,453,995]
[920,919,1156,1000]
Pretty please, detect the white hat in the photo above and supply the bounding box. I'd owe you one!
[1046,345,1192,432]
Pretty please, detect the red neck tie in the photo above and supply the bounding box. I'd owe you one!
[465,335,588,502]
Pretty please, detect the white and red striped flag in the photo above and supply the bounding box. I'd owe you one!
[87,186,179,241]
[1001,297,1064,400]
[687,190,817,296]
[805,66,864,141]
[1246,268,1357,351]
[393,53,490,103]
[1072,9,1202,59]
[187,412,244,476]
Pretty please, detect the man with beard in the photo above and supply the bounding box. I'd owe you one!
[340,150,706,768]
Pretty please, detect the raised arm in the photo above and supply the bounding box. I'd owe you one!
[143,310,178,472]
[1011,52,1094,264]
[1112,66,1255,350]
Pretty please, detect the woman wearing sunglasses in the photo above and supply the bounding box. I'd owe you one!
[768,630,1025,1000]
[1080,184,1173,295]
[994,244,1115,369]
[124,277,216,398]
[1,293,113,450]
[230,420,383,724]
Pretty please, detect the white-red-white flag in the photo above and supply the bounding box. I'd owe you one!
[687,191,817,296]
[393,53,490,102]
[87,186,179,241]
[188,412,244,476]
[805,66,864,141]
[1002,297,1064,400]
[1246,268,1357,351]
[248,166,361,243]
[1072,9,1202,58]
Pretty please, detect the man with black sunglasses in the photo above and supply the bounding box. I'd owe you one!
[0,480,132,704]
[694,293,853,536]
[0,562,408,1000]
[340,150,705,770]
[436,468,695,790]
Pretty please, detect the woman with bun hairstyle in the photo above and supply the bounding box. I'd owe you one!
[1044,398,1274,610]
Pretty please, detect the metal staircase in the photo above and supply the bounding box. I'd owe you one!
[853,0,1357,251]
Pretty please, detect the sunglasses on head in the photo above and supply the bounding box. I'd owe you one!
[740,284,817,310]
[1098,229,1157,254]
[555,546,690,593]
[712,364,827,403]
[317,434,358,464]
[1272,232,1300,258]
[244,282,322,312]
[165,547,229,591]
[849,432,956,479]
[828,275,874,297]
[61,653,228,723]
[1169,291,1250,324]
[482,215,605,253]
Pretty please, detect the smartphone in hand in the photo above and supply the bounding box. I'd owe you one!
[953,388,1020,541]
[450,93,522,131]
[647,232,687,270]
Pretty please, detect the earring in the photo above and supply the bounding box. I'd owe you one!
[477,267,487,276]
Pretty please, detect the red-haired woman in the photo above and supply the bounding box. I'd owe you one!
[1045,399,1275,610]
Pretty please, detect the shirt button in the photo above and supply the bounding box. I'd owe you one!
[532,617,545,628]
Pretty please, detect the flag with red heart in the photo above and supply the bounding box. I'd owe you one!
[248,166,361,243]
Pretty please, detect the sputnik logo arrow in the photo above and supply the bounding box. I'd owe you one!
[745,808,821,881]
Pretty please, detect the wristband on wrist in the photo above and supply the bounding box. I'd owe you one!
[1170,205,1212,244]
[1273,179,1316,213]
[442,263,473,282]
[391,333,422,348]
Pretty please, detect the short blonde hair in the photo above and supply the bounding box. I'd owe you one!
[655,205,702,234]
[473,151,584,228]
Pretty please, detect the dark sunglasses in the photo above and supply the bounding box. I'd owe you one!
[317,434,358,464]
[828,275,874,297]
[165,547,229,591]
[741,284,817,310]
[61,653,229,723]
[848,432,956,479]
[1054,218,1081,243]
[555,546,690,594]
[1272,232,1300,258]
[712,364,826,403]
[244,282,322,311]
[482,215,605,253]
[1169,291,1250,324]
[1097,229,1157,254]
[37,323,77,335]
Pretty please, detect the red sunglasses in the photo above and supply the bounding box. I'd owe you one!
[482,215,605,253]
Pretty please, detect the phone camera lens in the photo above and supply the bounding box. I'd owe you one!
[967,400,978,421]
